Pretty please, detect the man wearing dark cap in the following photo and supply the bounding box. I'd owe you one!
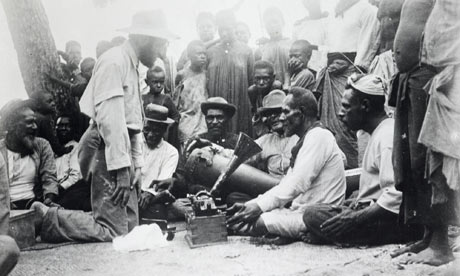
[138,104,178,218]
[315,51,360,169]
[303,74,406,246]
[227,87,346,239]
[31,10,179,243]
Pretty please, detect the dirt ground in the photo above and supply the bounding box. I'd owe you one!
[10,222,459,276]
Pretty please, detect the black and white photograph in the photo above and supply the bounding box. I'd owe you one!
[0,0,459,275]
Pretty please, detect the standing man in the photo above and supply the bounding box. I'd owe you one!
[31,10,178,242]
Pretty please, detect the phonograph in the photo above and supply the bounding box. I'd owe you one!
[185,132,262,248]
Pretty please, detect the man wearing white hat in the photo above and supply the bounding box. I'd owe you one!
[303,74,405,246]
[31,10,179,242]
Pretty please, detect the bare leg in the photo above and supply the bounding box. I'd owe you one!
[391,226,432,258]
[401,225,454,266]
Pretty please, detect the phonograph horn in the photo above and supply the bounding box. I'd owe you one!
[209,132,262,197]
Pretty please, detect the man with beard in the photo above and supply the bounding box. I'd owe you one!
[0,100,59,210]
[54,115,90,211]
[226,87,346,240]
[30,92,72,157]
[302,74,405,246]
[30,10,178,243]
[316,52,359,169]
[248,60,282,138]
[226,90,299,206]
[138,104,178,219]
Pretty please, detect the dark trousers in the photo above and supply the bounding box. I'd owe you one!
[40,125,138,242]
[303,204,407,246]
[57,180,92,212]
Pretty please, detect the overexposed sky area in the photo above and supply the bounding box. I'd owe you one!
[0,0,338,107]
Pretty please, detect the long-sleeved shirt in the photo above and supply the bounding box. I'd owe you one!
[141,139,179,194]
[55,140,81,190]
[80,40,144,171]
[251,126,346,212]
[0,138,59,201]
[353,118,401,214]
[326,0,380,69]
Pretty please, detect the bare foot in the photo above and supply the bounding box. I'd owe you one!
[392,227,432,258]
[30,201,50,234]
[400,226,454,266]
[391,239,429,258]
[401,246,454,266]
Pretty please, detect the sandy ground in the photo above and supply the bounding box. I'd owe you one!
[9,222,459,276]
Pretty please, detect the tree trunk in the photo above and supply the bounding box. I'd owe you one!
[1,0,67,112]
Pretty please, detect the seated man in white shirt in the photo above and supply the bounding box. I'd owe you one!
[138,104,179,219]
[227,87,346,239]
[302,74,405,246]
[54,115,91,211]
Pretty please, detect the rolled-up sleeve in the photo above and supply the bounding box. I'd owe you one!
[131,132,144,169]
[254,130,332,212]
[376,147,402,214]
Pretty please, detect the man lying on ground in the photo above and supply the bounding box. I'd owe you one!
[302,74,408,246]
[226,87,346,240]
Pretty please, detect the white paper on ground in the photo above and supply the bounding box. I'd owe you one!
[112,223,168,252]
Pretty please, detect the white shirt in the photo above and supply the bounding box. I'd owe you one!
[141,139,179,194]
[326,0,381,69]
[55,140,81,190]
[252,127,346,212]
[354,118,401,214]
[7,150,36,202]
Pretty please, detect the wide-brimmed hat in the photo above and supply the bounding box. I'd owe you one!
[118,10,179,41]
[144,104,174,124]
[201,97,236,118]
[258,90,286,115]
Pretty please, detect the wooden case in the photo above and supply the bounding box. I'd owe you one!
[9,210,36,249]
[185,212,227,248]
